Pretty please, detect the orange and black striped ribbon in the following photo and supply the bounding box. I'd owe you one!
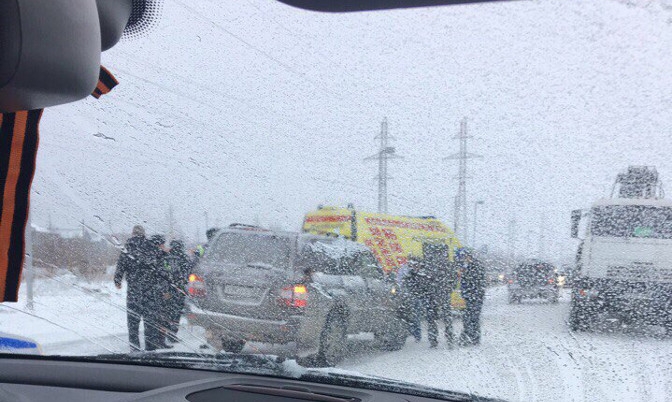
[0,110,42,301]
[0,66,117,302]
[91,66,119,99]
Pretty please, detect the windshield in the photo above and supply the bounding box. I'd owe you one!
[591,205,672,239]
[209,232,292,268]
[2,1,672,401]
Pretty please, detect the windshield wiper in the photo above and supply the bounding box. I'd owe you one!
[299,370,503,402]
[90,351,292,377]
[74,352,499,401]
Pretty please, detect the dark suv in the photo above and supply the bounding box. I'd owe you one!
[187,225,407,365]
[507,260,559,304]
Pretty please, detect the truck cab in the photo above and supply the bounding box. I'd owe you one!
[569,166,672,332]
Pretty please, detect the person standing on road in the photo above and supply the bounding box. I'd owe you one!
[146,234,170,350]
[193,227,219,263]
[457,248,486,346]
[422,243,458,346]
[397,255,423,342]
[114,225,154,352]
[163,240,192,343]
[412,243,451,348]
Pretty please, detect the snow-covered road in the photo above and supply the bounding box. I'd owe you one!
[341,286,672,401]
[2,279,671,401]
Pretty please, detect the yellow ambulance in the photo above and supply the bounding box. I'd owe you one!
[302,206,465,309]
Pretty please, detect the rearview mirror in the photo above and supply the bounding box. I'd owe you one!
[0,0,101,112]
[571,209,582,238]
[0,0,154,112]
[276,0,512,12]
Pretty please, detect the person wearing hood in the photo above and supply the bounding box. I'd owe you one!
[114,225,155,351]
[145,234,170,350]
[397,253,424,342]
[162,240,193,343]
[457,248,486,346]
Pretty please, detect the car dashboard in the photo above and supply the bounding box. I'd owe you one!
[0,356,480,402]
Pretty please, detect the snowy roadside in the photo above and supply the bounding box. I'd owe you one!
[0,273,213,356]
[1,273,137,354]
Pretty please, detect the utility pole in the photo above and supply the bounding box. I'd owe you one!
[167,205,176,241]
[508,219,517,261]
[472,200,484,247]
[365,117,402,213]
[539,212,546,259]
[444,118,481,242]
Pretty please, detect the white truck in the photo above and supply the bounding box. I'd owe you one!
[569,166,672,333]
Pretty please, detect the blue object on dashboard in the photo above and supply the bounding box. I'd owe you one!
[0,332,41,354]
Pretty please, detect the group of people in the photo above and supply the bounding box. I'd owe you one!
[114,225,195,351]
[397,244,486,348]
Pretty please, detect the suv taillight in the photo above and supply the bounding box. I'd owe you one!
[507,279,514,284]
[280,284,308,308]
[548,278,556,284]
[188,274,206,297]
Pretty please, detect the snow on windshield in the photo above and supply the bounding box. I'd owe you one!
[2,0,672,401]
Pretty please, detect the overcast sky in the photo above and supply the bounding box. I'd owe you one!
[32,0,672,260]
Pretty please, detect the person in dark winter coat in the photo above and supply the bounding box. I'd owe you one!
[114,225,156,351]
[405,243,452,348]
[397,255,423,342]
[162,240,192,343]
[422,243,458,345]
[145,234,170,350]
[457,248,487,346]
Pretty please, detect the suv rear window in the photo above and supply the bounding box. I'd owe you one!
[209,232,292,269]
[513,263,555,286]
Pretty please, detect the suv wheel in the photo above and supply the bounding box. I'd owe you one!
[508,293,519,304]
[319,314,347,366]
[221,339,246,353]
[569,297,593,332]
[663,315,672,337]
[550,292,559,304]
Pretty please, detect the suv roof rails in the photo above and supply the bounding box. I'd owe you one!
[228,223,269,232]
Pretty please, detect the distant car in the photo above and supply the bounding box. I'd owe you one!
[187,224,407,365]
[507,261,559,304]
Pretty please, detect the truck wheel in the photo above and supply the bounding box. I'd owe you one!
[318,314,347,366]
[221,339,245,353]
[550,293,559,304]
[375,317,407,351]
[569,298,593,332]
[664,316,672,337]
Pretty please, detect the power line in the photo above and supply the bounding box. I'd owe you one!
[173,0,343,100]
[112,51,311,132]
[172,0,407,117]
